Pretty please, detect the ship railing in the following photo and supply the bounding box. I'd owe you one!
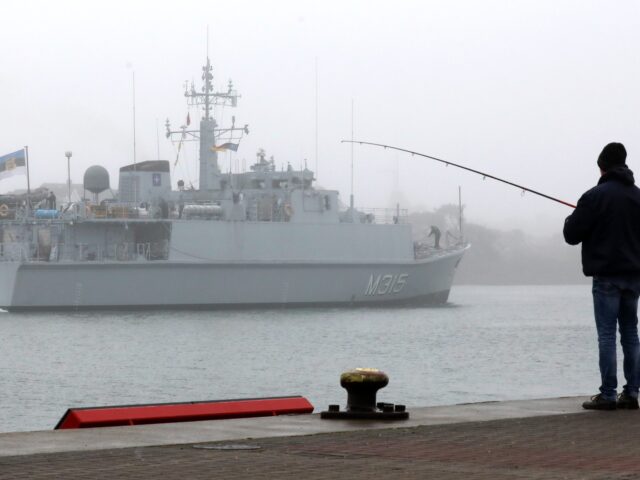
[413,240,468,259]
[0,243,29,262]
[356,208,409,225]
[52,242,159,262]
[0,241,169,263]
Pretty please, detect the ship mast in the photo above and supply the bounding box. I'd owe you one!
[165,56,248,191]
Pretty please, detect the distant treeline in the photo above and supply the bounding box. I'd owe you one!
[409,205,587,285]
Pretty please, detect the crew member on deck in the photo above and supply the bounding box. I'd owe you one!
[47,191,56,210]
[428,225,442,249]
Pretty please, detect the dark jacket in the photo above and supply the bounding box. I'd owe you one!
[563,166,640,276]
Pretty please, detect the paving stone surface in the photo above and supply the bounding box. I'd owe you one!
[1,411,639,479]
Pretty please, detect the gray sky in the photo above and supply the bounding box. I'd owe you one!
[2,0,639,235]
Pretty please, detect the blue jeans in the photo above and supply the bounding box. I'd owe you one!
[592,276,640,400]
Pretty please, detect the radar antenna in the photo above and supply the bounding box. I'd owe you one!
[164,56,248,190]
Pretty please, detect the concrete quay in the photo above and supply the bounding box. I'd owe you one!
[0,396,638,479]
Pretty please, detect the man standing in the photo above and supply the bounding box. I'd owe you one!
[564,142,640,410]
[428,225,442,249]
[47,191,56,210]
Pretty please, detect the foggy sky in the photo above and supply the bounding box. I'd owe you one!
[2,0,639,235]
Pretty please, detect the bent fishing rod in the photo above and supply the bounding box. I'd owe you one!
[342,140,576,209]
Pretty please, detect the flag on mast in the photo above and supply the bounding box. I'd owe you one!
[186,113,191,126]
[0,149,26,179]
[210,143,239,153]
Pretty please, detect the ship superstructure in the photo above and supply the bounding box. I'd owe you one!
[0,58,467,310]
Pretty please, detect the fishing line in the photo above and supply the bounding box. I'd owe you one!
[342,140,576,209]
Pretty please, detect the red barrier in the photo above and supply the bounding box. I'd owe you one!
[55,396,314,429]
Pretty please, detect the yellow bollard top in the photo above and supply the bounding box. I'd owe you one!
[340,368,389,386]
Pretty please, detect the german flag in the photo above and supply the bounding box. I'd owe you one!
[210,143,239,153]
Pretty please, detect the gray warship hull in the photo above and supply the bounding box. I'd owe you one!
[0,219,467,311]
[0,253,464,311]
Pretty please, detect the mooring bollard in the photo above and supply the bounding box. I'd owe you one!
[321,368,409,420]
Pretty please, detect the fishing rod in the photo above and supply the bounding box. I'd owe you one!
[342,140,576,209]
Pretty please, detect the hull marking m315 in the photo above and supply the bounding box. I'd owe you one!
[365,273,408,296]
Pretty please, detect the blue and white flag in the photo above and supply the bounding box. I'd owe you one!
[0,149,26,179]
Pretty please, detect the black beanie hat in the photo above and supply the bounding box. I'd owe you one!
[597,142,627,171]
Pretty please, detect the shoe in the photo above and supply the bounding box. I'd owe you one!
[582,394,617,410]
[617,392,639,410]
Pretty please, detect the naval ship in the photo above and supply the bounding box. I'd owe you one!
[0,58,468,311]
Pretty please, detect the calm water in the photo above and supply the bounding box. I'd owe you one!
[0,285,602,433]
